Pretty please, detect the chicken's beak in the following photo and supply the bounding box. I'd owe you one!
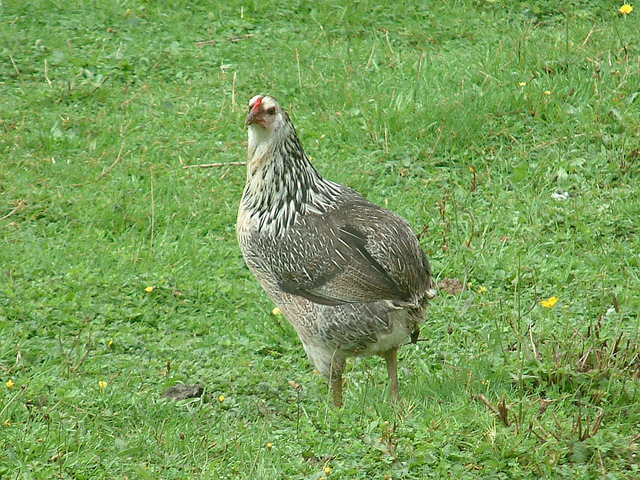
[245,111,257,126]
[246,105,264,126]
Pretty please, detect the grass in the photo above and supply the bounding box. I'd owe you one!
[1,0,640,478]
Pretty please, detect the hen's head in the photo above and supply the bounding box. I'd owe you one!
[246,95,283,133]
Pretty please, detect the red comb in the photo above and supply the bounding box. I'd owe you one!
[251,95,263,113]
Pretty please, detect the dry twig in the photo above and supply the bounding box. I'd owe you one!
[100,138,128,178]
[195,34,254,47]
[1,201,26,221]
[476,393,500,414]
[182,161,246,169]
[497,396,510,426]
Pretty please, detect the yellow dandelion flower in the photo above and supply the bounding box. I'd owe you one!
[518,82,526,87]
[3,419,10,427]
[6,380,14,390]
[272,307,282,316]
[619,4,633,15]
[144,286,154,293]
[543,90,552,96]
[541,296,558,308]
[267,442,273,449]
[477,286,487,294]
[324,466,331,475]
[99,380,108,390]
[469,165,476,174]
[219,395,225,403]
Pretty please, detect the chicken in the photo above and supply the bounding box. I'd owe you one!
[237,95,436,406]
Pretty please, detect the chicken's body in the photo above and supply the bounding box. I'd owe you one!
[237,95,435,406]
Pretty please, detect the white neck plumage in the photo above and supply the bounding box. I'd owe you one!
[242,114,341,234]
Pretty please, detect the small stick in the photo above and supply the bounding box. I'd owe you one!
[45,59,53,87]
[71,344,93,373]
[229,34,253,43]
[194,34,254,47]
[529,324,539,360]
[232,71,237,109]
[100,138,127,178]
[4,345,22,374]
[464,209,475,248]
[497,395,510,426]
[296,49,302,89]
[194,40,217,46]
[9,54,20,76]
[150,166,155,255]
[1,201,25,221]
[552,411,563,435]
[532,418,550,439]
[383,28,394,55]
[582,25,601,47]
[0,385,26,421]
[182,161,246,169]
[428,126,444,159]
[529,425,547,443]
[366,39,377,70]
[476,393,499,415]
[591,409,605,437]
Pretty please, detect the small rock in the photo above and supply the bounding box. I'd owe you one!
[438,277,464,295]
[551,191,570,201]
[162,383,204,400]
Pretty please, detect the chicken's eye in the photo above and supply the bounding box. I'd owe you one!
[266,107,276,115]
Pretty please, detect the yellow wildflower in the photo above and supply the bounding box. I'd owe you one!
[267,442,273,449]
[219,395,225,403]
[518,82,526,87]
[144,286,154,293]
[3,419,10,426]
[99,380,108,390]
[108,340,114,348]
[272,307,282,316]
[477,286,487,294]
[5,380,14,390]
[543,90,552,96]
[619,4,633,15]
[324,466,331,475]
[541,296,558,308]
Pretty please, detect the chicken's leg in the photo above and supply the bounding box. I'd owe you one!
[383,347,400,402]
[331,375,343,407]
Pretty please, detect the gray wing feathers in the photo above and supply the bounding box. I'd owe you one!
[273,191,433,306]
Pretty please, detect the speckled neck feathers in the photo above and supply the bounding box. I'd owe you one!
[243,111,341,233]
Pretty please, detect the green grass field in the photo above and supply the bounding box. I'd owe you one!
[2,1,640,478]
